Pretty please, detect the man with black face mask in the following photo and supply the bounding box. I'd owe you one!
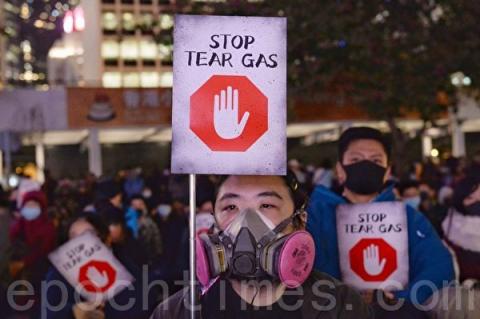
[307,127,454,319]
[150,175,372,319]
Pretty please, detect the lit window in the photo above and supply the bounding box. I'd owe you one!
[158,44,172,61]
[103,72,122,88]
[141,72,159,87]
[123,73,140,87]
[141,13,154,29]
[102,12,117,30]
[120,40,138,59]
[102,40,120,59]
[159,14,174,30]
[122,12,136,31]
[140,40,157,59]
[159,71,173,87]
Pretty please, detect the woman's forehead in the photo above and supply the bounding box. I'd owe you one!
[217,175,289,198]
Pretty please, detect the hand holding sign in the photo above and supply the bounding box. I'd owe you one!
[363,244,386,276]
[214,86,250,139]
[86,266,110,290]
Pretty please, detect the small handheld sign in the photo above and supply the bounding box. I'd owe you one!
[49,231,134,302]
[336,202,409,291]
[171,14,287,175]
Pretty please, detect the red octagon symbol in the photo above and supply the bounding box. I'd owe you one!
[349,238,397,282]
[78,260,116,293]
[190,75,268,152]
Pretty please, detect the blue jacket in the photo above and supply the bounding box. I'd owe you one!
[307,186,454,304]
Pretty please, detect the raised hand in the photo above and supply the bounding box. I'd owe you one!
[86,266,109,289]
[213,86,250,139]
[363,244,386,276]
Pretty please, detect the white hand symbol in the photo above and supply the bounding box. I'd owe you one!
[363,244,386,276]
[213,86,250,139]
[86,266,109,289]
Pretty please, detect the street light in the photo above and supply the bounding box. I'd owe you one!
[450,71,472,88]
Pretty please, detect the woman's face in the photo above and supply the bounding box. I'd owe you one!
[69,219,96,240]
[214,175,294,231]
[23,200,41,210]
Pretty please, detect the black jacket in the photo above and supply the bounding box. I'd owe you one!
[150,271,373,319]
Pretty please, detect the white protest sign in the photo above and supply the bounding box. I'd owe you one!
[49,231,134,302]
[336,202,409,291]
[171,14,286,175]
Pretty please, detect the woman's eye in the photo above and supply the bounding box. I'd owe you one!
[223,205,237,211]
[260,204,275,209]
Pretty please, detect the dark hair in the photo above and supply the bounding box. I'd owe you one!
[397,180,420,196]
[212,171,308,212]
[62,212,110,244]
[129,194,146,203]
[338,127,391,163]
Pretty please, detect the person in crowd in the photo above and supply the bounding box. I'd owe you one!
[157,199,189,293]
[124,167,145,200]
[0,196,11,316]
[9,191,57,276]
[312,158,334,189]
[307,127,454,318]
[44,212,157,319]
[168,175,189,204]
[288,159,308,187]
[104,209,149,268]
[152,201,172,229]
[0,197,11,285]
[150,174,372,318]
[398,180,422,211]
[9,190,57,315]
[442,172,480,282]
[94,179,124,221]
[398,180,448,236]
[125,194,163,264]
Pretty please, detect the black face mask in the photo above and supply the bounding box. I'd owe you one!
[465,202,480,216]
[343,160,387,195]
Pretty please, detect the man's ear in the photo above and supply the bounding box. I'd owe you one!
[336,162,346,185]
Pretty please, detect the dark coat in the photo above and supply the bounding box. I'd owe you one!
[9,191,56,269]
[149,271,373,319]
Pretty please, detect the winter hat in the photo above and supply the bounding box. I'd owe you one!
[21,190,48,213]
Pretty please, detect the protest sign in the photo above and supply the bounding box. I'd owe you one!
[49,231,134,302]
[336,202,409,291]
[171,14,286,175]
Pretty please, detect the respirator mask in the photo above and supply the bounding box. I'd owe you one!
[196,208,315,288]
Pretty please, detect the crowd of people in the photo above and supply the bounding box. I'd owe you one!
[0,127,479,318]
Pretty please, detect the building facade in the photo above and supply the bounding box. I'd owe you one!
[0,0,21,88]
[49,0,177,88]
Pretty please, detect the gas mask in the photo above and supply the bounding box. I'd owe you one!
[196,208,315,288]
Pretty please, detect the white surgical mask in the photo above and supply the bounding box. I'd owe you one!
[157,204,172,218]
[21,207,41,221]
[142,189,152,199]
[404,196,421,210]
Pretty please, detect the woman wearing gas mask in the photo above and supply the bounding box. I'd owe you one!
[150,174,372,318]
